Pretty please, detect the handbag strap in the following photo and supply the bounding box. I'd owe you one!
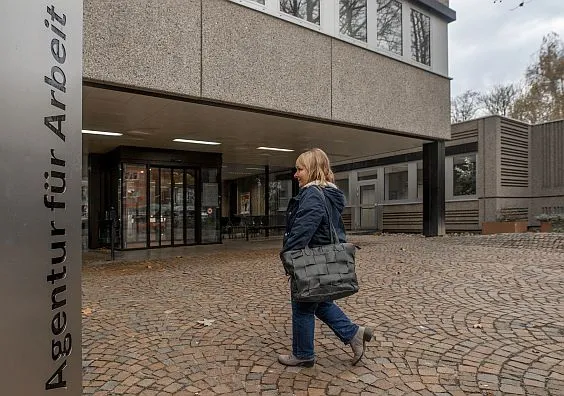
[313,186,340,244]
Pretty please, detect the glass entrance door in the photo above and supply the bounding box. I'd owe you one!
[172,169,184,245]
[172,168,196,245]
[185,170,196,244]
[359,183,378,229]
[122,165,198,248]
[160,169,172,246]
[123,164,148,249]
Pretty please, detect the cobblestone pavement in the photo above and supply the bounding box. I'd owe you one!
[82,234,564,396]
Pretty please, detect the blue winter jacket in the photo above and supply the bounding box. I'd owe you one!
[281,184,347,253]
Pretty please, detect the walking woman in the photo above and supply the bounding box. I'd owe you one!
[278,148,373,367]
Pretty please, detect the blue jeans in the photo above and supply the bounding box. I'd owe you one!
[292,300,359,359]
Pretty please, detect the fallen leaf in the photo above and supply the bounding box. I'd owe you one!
[197,319,215,327]
[82,308,93,316]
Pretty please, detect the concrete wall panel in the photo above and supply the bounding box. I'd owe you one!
[331,40,451,140]
[531,120,564,196]
[83,0,201,97]
[480,117,500,199]
[529,197,564,224]
[83,0,451,140]
[202,0,332,119]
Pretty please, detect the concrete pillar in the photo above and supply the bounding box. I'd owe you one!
[423,141,446,236]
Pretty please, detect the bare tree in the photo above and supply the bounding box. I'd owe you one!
[480,83,520,117]
[280,0,320,24]
[451,90,482,123]
[376,0,402,54]
[340,0,367,41]
[410,9,430,65]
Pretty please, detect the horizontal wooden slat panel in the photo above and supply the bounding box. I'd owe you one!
[500,119,529,188]
[382,206,480,233]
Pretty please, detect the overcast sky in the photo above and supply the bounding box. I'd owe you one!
[448,0,564,98]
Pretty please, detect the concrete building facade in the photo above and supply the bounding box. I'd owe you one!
[81,0,457,249]
[332,116,564,233]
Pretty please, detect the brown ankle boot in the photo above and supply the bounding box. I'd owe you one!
[350,326,373,365]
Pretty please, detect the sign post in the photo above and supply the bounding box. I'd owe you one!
[0,1,82,394]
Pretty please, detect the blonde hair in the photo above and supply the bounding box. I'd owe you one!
[295,148,335,185]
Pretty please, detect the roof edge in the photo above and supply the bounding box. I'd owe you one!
[415,0,456,23]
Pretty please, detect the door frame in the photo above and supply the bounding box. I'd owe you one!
[358,180,380,230]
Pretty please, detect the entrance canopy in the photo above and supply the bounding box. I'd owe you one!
[83,84,431,177]
[82,84,439,249]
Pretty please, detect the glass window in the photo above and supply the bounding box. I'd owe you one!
[280,0,320,25]
[269,172,292,227]
[172,169,184,245]
[357,169,378,181]
[185,170,196,244]
[252,175,266,216]
[160,169,172,246]
[377,0,402,55]
[385,165,408,200]
[251,0,265,4]
[335,178,350,204]
[123,164,147,249]
[410,9,430,66]
[149,168,161,246]
[453,154,476,196]
[360,184,376,205]
[417,162,423,199]
[269,179,292,213]
[339,0,367,42]
[202,168,220,243]
[81,179,88,249]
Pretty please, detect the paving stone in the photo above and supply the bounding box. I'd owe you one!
[500,383,526,394]
[82,235,564,396]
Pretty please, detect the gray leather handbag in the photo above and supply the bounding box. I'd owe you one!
[280,187,359,302]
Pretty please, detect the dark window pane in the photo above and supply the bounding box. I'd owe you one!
[377,0,402,55]
[280,0,320,25]
[453,154,476,196]
[385,166,408,200]
[160,169,172,246]
[149,168,160,246]
[269,174,292,227]
[417,165,423,199]
[357,169,378,181]
[185,170,196,244]
[201,168,220,243]
[173,169,184,244]
[339,0,367,42]
[123,164,147,249]
[335,178,350,203]
[410,9,431,66]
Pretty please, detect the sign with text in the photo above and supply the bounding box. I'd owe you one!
[0,1,82,394]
